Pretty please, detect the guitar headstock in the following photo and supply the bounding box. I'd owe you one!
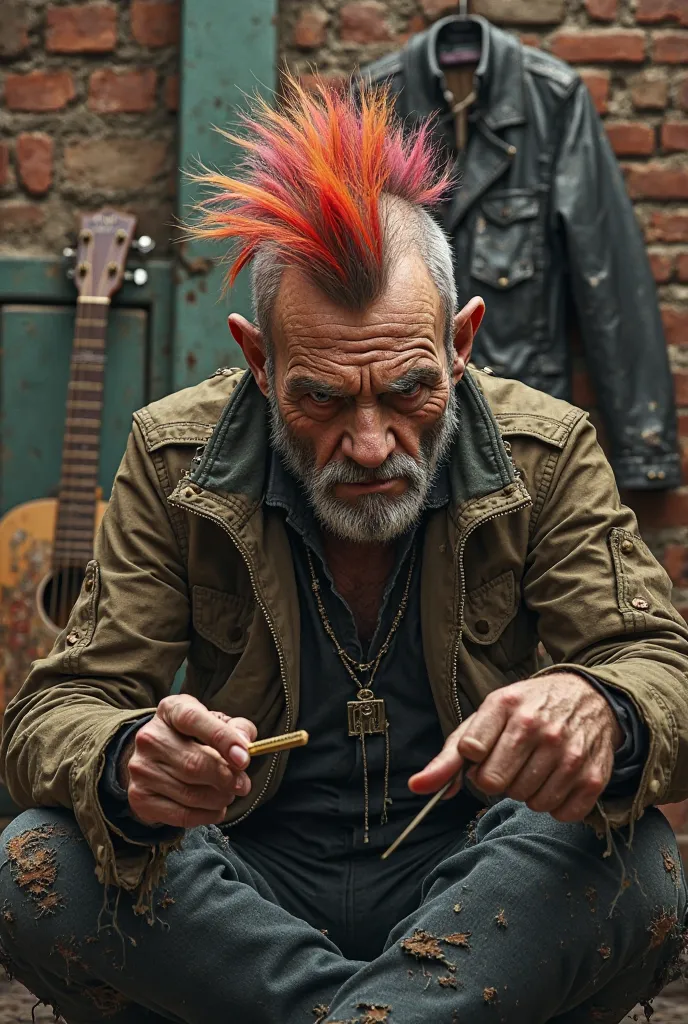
[70,211,138,300]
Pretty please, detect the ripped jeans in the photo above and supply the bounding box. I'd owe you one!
[0,800,684,1024]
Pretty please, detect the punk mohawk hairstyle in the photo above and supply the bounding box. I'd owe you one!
[188,73,453,310]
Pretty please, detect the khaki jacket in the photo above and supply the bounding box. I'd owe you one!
[3,368,688,902]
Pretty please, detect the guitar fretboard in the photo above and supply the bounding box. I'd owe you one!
[52,296,109,569]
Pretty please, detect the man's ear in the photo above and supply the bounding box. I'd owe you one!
[228,314,269,396]
[451,296,486,384]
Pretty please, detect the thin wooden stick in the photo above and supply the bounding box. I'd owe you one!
[381,774,461,860]
[247,730,309,757]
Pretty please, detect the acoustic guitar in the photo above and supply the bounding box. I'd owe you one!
[0,211,143,712]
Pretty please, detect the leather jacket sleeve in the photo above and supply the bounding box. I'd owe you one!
[552,82,681,490]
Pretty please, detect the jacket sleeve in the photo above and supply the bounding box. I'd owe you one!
[0,421,190,892]
[552,81,681,491]
[524,411,688,828]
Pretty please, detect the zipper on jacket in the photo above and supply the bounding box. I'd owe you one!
[451,497,532,726]
[170,495,292,826]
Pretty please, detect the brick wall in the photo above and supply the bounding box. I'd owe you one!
[0,1,180,255]
[280,0,688,612]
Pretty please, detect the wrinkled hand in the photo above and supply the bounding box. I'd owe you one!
[409,672,623,822]
[120,694,257,829]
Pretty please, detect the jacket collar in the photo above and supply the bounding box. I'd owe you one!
[188,369,519,515]
[402,16,527,133]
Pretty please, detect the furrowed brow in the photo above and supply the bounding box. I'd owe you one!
[284,375,346,398]
[386,367,444,393]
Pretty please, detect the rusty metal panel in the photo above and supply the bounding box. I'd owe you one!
[173,0,277,390]
[0,304,147,515]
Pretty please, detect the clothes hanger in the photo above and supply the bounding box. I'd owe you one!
[436,1,482,67]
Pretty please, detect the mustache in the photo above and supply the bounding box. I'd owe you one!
[316,452,426,489]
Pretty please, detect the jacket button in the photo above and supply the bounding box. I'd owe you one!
[498,276,509,288]
[631,597,649,610]
[184,487,194,498]
[620,540,634,554]
[507,145,517,156]
[657,470,666,480]
[649,778,661,796]
[475,618,490,635]
[647,471,657,480]
[84,577,94,592]
[66,630,80,645]
[482,366,495,375]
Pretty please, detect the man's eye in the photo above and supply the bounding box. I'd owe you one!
[397,382,422,397]
[308,391,333,404]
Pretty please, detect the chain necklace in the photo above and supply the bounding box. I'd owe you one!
[307,544,417,843]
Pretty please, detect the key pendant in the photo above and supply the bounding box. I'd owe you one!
[347,688,387,736]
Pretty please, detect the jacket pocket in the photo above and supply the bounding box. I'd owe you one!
[608,527,673,632]
[471,190,539,291]
[464,570,519,645]
[191,585,252,654]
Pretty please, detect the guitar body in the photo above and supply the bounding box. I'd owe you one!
[0,497,107,710]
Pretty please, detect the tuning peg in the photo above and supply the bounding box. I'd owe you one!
[124,268,148,286]
[131,235,155,255]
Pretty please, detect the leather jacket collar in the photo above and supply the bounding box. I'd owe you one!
[401,16,527,133]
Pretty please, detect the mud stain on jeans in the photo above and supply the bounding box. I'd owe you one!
[6,826,69,917]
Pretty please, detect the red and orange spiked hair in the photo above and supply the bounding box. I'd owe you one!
[188,73,453,310]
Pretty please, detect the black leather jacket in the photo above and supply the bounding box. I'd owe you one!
[362,17,681,490]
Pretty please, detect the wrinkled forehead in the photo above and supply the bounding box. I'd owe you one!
[271,257,445,372]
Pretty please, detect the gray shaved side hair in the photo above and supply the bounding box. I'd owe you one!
[250,194,458,371]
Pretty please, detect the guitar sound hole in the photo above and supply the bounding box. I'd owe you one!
[41,567,86,631]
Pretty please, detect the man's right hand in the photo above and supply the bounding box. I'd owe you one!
[120,694,257,829]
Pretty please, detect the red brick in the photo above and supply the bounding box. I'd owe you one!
[632,490,688,530]
[46,4,116,53]
[662,305,688,344]
[472,0,565,20]
[397,13,427,44]
[0,145,9,190]
[64,137,168,190]
[677,251,688,281]
[663,543,688,585]
[0,2,29,58]
[585,0,617,20]
[653,30,688,61]
[292,6,329,48]
[630,69,669,109]
[679,75,688,111]
[636,0,688,26]
[606,121,655,155]
[580,69,610,114]
[16,133,53,197]
[679,413,688,437]
[676,373,688,404]
[520,33,542,48]
[164,74,179,112]
[4,71,75,112]
[648,249,674,281]
[662,121,688,151]
[340,2,392,43]
[550,29,646,63]
[646,209,688,242]
[0,202,46,236]
[130,1,179,47]
[624,162,688,199]
[88,68,156,113]
[418,0,455,14]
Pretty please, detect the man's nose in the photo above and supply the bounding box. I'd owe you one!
[340,405,396,468]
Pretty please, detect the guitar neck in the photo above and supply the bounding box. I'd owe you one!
[53,296,110,567]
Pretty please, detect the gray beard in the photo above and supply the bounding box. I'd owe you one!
[268,384,459,543]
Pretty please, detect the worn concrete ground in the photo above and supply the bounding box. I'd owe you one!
[0,973,686,1023]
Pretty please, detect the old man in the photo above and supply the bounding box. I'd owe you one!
[0,79,686,1023]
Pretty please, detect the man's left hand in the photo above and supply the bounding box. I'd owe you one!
[409,672,624,823]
